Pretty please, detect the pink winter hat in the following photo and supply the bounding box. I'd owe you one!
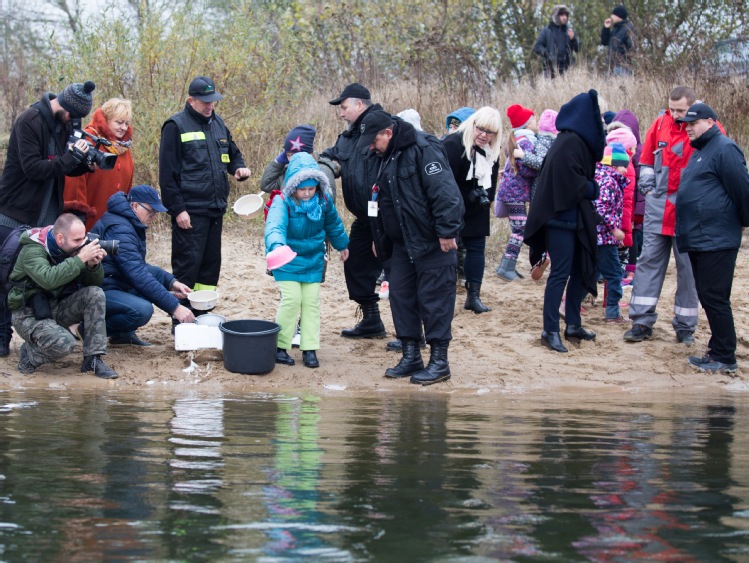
[538,109,559,134]
[606,127,637,153]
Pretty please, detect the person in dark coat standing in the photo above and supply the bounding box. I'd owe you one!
[0,81,95,357]
[675,103,749,374]
[90,186,195,346]
[524,90,606,353]
[358,110,464,385]
[533,5,579,78]
[601,5,635,76]
[443,107,502,314]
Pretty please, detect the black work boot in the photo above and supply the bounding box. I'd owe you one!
[386,335,427,351]
[464,282,491,314]
[385,339,424,378]
[341,303,386,339]
[81,355,118,379]
[410,342,451,385]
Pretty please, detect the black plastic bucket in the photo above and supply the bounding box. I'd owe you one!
[219,319,281,374]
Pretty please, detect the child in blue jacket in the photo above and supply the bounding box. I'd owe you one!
[264,153,349,368]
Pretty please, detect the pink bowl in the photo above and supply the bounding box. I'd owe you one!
[267,245,297,270]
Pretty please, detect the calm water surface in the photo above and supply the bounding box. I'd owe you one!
[1,389,749,561]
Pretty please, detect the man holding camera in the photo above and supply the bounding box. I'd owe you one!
[90,185,195,346]
[159,76,251,319]
[0,80,97,357]
[7,213,117,378]
[357,110,464,385]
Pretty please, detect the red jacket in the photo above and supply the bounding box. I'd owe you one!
[63,108,134,231]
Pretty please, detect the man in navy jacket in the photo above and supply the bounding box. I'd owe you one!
[675,103,749,373]
[90,185,195,346]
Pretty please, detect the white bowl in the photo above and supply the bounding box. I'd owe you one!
[233,194,264,219]
[188,290,219,311]
[195,313,225,327]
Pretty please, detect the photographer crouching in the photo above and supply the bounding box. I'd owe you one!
[0,80,97,357]
[7,213,117,378]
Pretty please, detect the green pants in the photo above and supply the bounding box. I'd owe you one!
[275,281,320,351]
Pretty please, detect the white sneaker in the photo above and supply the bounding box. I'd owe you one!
[378,281,390,299]
[291,321,301,348]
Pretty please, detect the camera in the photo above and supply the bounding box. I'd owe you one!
[84,233,120,256]
[68,119,118,170]
[468,187,491,209]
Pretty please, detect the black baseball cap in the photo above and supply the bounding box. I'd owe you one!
[356,110,394,150]
[329,83,371,105]
[676,102,718,123]
[188,76,224,102]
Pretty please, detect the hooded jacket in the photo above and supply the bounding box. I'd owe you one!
[524,90,605,295]
[675,126,749,253]
[264,153,349,283]
[444,107,475,133]
[7,226,103,311]
[320,103,384,219]
[89,192,179,315]
[63,107,135,230]
[533,6,579,74]
[601,19,634,65]
[0,94,90,226]
[370,119,464,262]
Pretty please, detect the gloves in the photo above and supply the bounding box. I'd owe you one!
[275,150,288,164]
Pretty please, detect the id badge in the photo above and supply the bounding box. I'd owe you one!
[368,201,378,217]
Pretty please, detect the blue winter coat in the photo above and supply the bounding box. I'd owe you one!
[264,153,349,283]
[90,192,179,314]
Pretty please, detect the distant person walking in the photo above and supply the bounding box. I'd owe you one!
[533,5,578,78]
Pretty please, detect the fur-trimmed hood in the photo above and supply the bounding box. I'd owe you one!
[551,5,570,26]
[282,152,332,199]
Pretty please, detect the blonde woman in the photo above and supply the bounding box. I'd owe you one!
[64,98,134,230]
[442,106,502,313]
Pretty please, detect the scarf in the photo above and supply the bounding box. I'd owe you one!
[297,195,323,222]
[88,126,132,155]
[467,147,493,190]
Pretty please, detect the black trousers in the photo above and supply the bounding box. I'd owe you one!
[343,217,382,305]
[388,242,456,344]
[689,249,738,364]
[171,214,223,294]
[0,224,14,344]
[461,235,487,284]
[543,226,587,332]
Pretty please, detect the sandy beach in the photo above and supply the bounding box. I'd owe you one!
[0,220,747,395]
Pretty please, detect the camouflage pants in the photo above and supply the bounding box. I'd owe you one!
[12,286,108,368]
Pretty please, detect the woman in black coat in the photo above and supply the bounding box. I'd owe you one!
[524,90,606,353]
[442,107,502,314]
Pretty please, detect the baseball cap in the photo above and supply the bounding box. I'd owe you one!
[129,185,168,213]
[356,110,394,150]
[188,76,224,102]
[676,102,718,123]
[329,83,371,105]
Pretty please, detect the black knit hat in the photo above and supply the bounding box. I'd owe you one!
[612,5,628,19]
[58,81,96,118]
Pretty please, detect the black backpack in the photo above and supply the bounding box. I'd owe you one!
[0,225,29,296]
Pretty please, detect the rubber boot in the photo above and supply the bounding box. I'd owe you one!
[496,257,520,282]
[341,302,386,338]
[410,342,451,385]
[464,282,491,313]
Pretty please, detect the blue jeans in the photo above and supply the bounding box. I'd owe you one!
[598,244,623,319]
[105,289,154,337]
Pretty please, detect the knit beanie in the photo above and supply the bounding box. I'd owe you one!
[606,127,637,152]
[507,104,534,129]
[538,109,559,134]
[603,111,616,125]
[446,107,475,131]
[284,124,316,154]
[58,81,96,119]
[397,109,423,131]
[602,142,629,167]
[612,5,628,19]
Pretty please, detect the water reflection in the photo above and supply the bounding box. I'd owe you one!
[0,390,748,560]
